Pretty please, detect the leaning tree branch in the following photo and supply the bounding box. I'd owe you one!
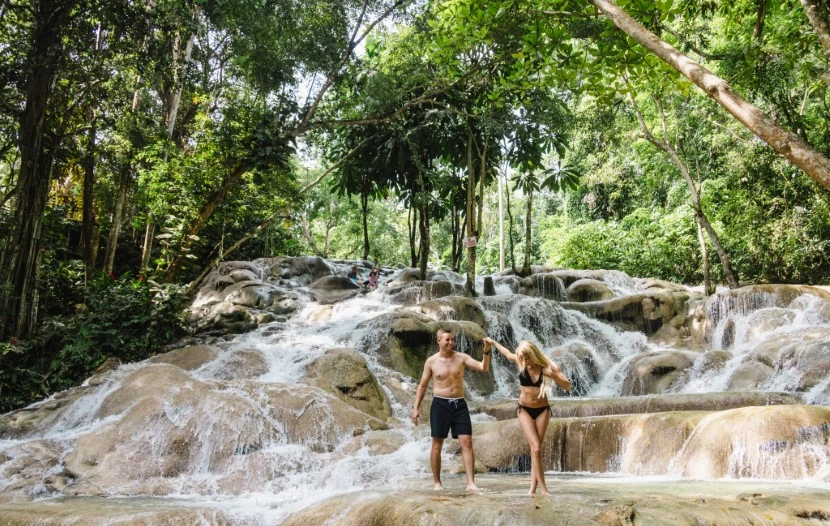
[294,0,411,135]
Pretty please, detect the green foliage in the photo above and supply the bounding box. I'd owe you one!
[0,274,188,411]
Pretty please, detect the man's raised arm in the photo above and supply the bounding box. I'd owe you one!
[412,359,432,424]
[464,339,492,373]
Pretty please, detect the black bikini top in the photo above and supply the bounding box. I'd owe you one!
[519,369,543,388]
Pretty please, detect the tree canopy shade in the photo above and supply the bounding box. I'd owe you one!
[429,0,830,191]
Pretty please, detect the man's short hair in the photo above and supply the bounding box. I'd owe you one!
[436,328,453,339]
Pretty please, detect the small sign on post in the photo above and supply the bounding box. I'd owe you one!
[462,236,477,248]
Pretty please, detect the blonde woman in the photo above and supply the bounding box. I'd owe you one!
[483,337,572,495]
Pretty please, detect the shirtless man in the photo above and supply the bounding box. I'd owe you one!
[411,328,492,491]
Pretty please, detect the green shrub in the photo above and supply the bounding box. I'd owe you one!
[0,273,189,411]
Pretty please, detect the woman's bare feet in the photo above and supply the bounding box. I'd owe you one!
[466,483,480,491]
[433,482,444,490]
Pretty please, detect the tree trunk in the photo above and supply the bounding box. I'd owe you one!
[417,169,430,280]
[166,12,199,138]
[301,212,325,258]
[140,219,155,275]
[104,164,130,274]
[455,213,466,273]
[505,177,517,273]
[408,200,418,267]
[590,0,830,191]
[522,190,533,275]
[1,0,73,338]
[82,113,97,282]
[753,0,766,41]
[361,191,370,260]
[630,96,740,288]
[801,0,830,58]
[464,131,477,296]
[696,213,711,295]
[498,172,505,271]
[164,163,248,281]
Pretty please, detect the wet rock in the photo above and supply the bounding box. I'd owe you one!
[473,411,704,475]
[406,296,486,328]
[474,392,802,421]
[519,273,568,301]
[676,405,830,479]
[305,349,392,421]
[59,366,387,496]
[703,285,830,342]
[0,440,62,501]
[745,308,796,343]
[621,351,696,396]
[309,275,361,305]
[149,344,219,371]
[563,290,704,337]
[357,311,493,395]
[259,255,333,286]
[0,385,95,439]
[204,349,269,381]
[282,474,830,526]
[595,503,635,526]
[567,279,614,303]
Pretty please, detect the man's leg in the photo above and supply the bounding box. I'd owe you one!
[430,438,445,490]
[457,434,478,491]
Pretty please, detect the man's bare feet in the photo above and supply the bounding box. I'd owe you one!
[528,489,550,495]
[466,483,479,491]
[433,482,444,490]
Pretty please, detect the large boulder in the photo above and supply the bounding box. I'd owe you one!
[727,361,774,390]
[621,351,696,395]
[382,268,467,305]
[405,296,486,328]
[258,255,333,286]
[703,285,830,343]
[148,344,219,371]
[305,348,392,421]
[675,405,830,479]
[357,311,493,395]
[566,279,614,303]
[563,290,705,339]
[519,273,568,301]
[61,365,387,496]
[308,275,361,305]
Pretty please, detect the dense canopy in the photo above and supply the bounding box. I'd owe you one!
[1,0,829,409]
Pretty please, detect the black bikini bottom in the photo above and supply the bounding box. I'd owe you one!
[517,404,552,421]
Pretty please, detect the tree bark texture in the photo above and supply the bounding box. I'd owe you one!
[801,0,830,58]
[1,0,73,338]
[82,113,97,282]
[104,164,131,274]
[590,0,830,191]
[361,191,370,260]
[522,190,533,275]
[465,131,477,295]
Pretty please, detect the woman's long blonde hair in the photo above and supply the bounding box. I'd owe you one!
[516,340,554,399]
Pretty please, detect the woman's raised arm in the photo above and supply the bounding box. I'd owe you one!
[483,337,517,363]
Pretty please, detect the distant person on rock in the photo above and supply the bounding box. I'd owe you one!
[347,264,359,284]
[412,328,492,491]
[362,268,379,289]
[484,337,572,495]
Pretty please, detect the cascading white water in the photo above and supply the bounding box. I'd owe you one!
[2,264,829,524]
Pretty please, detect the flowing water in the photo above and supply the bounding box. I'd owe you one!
[1,264,829,523]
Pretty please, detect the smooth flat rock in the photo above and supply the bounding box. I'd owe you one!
[283,474,830,526]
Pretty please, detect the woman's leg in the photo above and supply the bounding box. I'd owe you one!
[517,408,544,495]
[533,409,551,494]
